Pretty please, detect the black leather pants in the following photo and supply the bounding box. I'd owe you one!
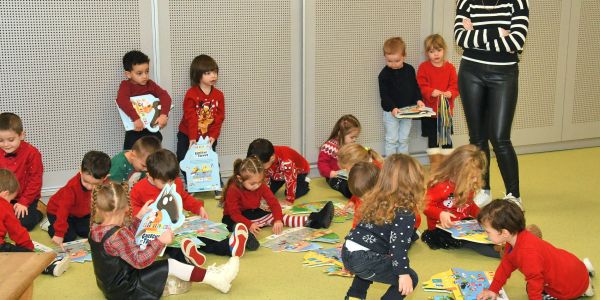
[458,59,520,197]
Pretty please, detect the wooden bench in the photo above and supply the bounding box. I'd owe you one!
[0,252,56,300]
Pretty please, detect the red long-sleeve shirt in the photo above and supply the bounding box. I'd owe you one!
[416,60,459,114]
[178,85,225,141]
[317,139,340,178]
[489,230,589,300]
[130,177,203,217]
[0,141,43,207]
[223,183,283,229]
[423,181,479,231]
[266,146,310,203]
[0,197,34,250]
[46,173,91,238]
[116,79,172,122]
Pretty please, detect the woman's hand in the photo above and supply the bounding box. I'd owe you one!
[463,18,474,30]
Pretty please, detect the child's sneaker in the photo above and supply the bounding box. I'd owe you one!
[229,223,249,257]
[526,224,542,239]
[162,275,191,296]
[181,238,206,267]
[473,189,492,207]
[306,201,334,229]
[39,217,50,232]
[503,193,523,211]
[245,233,260,251]
[203,257,240,293]
[583,257,595,278]
[42,255,70,277]
[214,190,222,200]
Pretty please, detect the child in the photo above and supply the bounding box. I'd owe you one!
[342,154,423,300]
[116,50,172,150]
[337,144,383,209]
[247,138,310,204]
[47,151,111,246]
[421,144,499,258]
[176,54,225,199]
[89,181,239,297]
[222,156,334,248]
[416,34,459,171]
[318,114,361,198]
[346,161,379,229]
[0,169,69,276]
[0,112,43,231]
[379,37,424,156]
[109,135,161,187]
[477,200,595,300]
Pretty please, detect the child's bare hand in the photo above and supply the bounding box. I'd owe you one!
[443,91,452,98]
[272,220,283,235]
[439,211,456,228]
[329,170,337,178]
[188,139,197,148]
[500,28,510,37]
[344,201,355,211]
[158,229,174,245]
[155,114,168,128]
[416,100,425,108]
[391,108,400,117]
[477,289,497,300]
[198,207,209,219]
[133,119,144,131]
[463,18,474,30]
[13,203,28,219]
[249,223,261,235]
[136,200,153,219]
[398,274,413,296]
[52,236,65,251]
[431,89,442,97]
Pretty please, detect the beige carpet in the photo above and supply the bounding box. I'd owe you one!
[30,147,600,299]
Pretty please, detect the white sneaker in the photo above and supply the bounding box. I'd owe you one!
[203,257,239,293]
[39,217,50,232]
[43,255,70,277]
[583,257,595,277]
[503,193,523,211]
[473,189,492,207]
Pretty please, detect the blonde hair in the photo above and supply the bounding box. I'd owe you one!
[360,154,425,225]
[326,114,361,146]
[383,37,406,56]
[424,33,447,61]
[91,181,132,227]
[221,156,264,204]
[428,144,487,207]
[337,143,383,169]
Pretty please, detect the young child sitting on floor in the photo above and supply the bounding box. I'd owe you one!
[346,161,380,229]
[109,135,161,187]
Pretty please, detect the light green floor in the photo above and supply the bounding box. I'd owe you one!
[31,147,600,299]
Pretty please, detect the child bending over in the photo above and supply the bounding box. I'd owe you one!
[346,161,379,229]
[109,135,161,187]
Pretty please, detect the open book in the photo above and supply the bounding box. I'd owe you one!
[394,105,436,119]
[436,219,493,244]
[423,268,509,300]
[117,94,168,132]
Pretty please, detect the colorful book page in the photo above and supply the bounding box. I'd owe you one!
[261,227,321,252]
[287,200,353,224]
[57,239,92,263]
[174,216,229,242]
[179,136,221,193]
[395,105,436,119]
[452,268,490,300]
[436,220,493,244]
[422,269,509,300]
[117,94,162,132]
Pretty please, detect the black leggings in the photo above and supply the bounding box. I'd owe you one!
[458,59,520,197]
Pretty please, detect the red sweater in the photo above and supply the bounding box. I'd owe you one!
[178,85,225,141]
[130,177,203,217]
[423,181,479,231]
[0,198,33,250]
[46,173,92,238]
[223,183,283,229]
[116,79,172,122]
[0,141,43,207]
[266,146,310,203]
[489,230,589,299]
[416,61,459,114]
[317,139,340,178]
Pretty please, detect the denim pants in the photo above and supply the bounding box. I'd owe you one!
[383,111,412,156]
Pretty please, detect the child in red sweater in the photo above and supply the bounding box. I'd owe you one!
[0,112,43,231]
[247,138,310,204]
[47,151,111,247]
[421,144,499,258]
[317,114,361,198]
[477,200,595,300]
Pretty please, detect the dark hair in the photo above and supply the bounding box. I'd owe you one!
[247,138,275,163]
[81,151,111,179]
[146,149,179,181]
[131,136,162,156]
[123,50,150,71]
[190,54,219,86]
[0,169,20,194]
[326,114,361,146]
[0,112,24,134]
[348,162,379,197]
[477,199,525,235]
[221,156,264,204]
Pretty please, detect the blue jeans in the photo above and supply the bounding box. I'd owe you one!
[383,111,412,156]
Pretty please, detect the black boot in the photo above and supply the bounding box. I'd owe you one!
[245,233,260,251]
[306,201,334,229]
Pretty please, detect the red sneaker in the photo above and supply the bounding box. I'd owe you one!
[229,223,249,257]
[181,238,206,267]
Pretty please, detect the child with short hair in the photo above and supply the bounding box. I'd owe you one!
[0,169,70,276]
[247,138,310,204]
[318,114,361,198]
[222,156,334,248]
[342,154,424,300]
[90,181,239,297]
[0,112,43,231]
[47,151,111,246]
[117,50,172,150]
[421,144,499,258]
[417,34,459,171]
[347,161,380,229]
[109,135,161,187]
[379,37,424,156]
[477,199,595,300]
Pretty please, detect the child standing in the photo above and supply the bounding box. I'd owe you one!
[109,135,161,187]
[477,200,595,300]
[346,161,380,229]
[421,144,499,258]
[117,50,171,150]
[47,151,111,246]
[379,37,424,156]
[247,138,310,204]
[416,34,459,171]
[90,181,239,297]
[0,112,43,231]
[342,154,424,300]
[176,54,225,199]
[318,114,361,198]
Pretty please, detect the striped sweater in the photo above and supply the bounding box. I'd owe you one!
[454,0,529,65]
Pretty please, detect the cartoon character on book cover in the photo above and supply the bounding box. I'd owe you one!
[117,94,163,132]
[180,136,221,192]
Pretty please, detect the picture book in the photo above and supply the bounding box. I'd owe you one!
[303,245,354,277]
[173,216,229,242]
[287,200,353,223]
[336,169,348,180]
[117,94,168,132]
[394,105,436,119]
[436,220,493,244]
[135,183,185,250]
[261,227,325,252]
[179,136,222,193]
[422,268,509,300]
[34,240,92,263]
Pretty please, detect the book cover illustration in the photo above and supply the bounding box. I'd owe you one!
[394,105,436,119]
[287,200,353,223]
[436,219,493,244]
[168,216,229,248]
[135,183,185,250]
[422,268,509,300]
[303,244,353,277]
[34,240,92,263]
[117,94,165,132]
[261,227,324,252]
[179,136,221,193]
